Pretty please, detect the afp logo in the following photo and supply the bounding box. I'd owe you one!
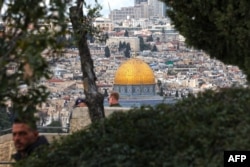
[224,151,250,167]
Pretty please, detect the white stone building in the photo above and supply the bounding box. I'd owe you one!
[93,17,114,32]
[106,36,140,52]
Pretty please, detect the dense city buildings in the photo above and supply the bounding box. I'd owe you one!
[110,7,135,21]
[93,17,114,32]
[135,0,148,5]
[0,2,248,131]
[106,37,140,52]
[109,0,166,21]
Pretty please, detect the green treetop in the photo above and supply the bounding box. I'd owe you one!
[1,0,105,122]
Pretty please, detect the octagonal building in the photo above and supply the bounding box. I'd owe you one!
[113,58,156,96]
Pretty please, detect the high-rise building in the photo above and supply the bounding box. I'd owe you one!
[134,0,148,5]
[148,0,165,18]
[109,0,167,21]
[109,7,135,22]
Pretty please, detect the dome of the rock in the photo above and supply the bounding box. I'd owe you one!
[113,58,156,96]
[114,58,155,85]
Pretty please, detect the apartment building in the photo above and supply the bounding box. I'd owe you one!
[93,17,113,32]
[106,36,140,52]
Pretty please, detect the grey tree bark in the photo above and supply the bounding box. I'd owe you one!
[69,2,105,122]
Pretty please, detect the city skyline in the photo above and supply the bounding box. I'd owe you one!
[0,0,134,18]
[86,0,134,17]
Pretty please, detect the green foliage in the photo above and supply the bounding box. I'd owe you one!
[138,36,151,51]
[14,88,250,167]
[0,0,68,114]
[104,46,111,58]
[118,41,122,52]
[124,30,129,37]
[146,35,153,42]
[75,1,103,43]
[118,42,131,57]
[151,45,158,52]
[138,36,144,51]
[1,0,104,122]
[124,43,131,58]
[160,0,250,81]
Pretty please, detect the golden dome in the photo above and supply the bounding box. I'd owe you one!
[114,58,155,85]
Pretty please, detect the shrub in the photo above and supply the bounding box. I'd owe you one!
[14,88,250,167]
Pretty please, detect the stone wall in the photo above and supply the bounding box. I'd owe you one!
[0,107,131,165]
[0,133,68,167]
[70,107,130,133]
[69,107,92,133]
[0,134,15,167]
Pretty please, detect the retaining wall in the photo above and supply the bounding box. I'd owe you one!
[0,107,130,165]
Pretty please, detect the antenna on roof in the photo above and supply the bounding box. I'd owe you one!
[108,1,111,13]
[107,0,113,23]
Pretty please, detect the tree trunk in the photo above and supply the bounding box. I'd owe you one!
[69,5,105,122]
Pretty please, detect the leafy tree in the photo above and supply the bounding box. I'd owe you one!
[118,41,122,52]
[65,35,78,49]
[104,46,111,58]
[161,27,166,42]
[126,42,131,52]
[1,0,105,122]
[124,48,130,58]
[160,0,250,81]
[0,0,68,118]
[138,36,152,51]
[138,36,145,51]
[123,43,131,58]
[151,45,158,52]
[144,43,151,50]
[146,35,153,42]
[69,0,105,122]
[124,29,129,37]
[86,33,95,43]
[156,37,160,43]
[175,90,179,98]
[14,88,250,167]
[122,41,126,49]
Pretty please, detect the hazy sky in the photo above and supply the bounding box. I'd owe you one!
[1,0,134,18]
[86,0,134,17]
